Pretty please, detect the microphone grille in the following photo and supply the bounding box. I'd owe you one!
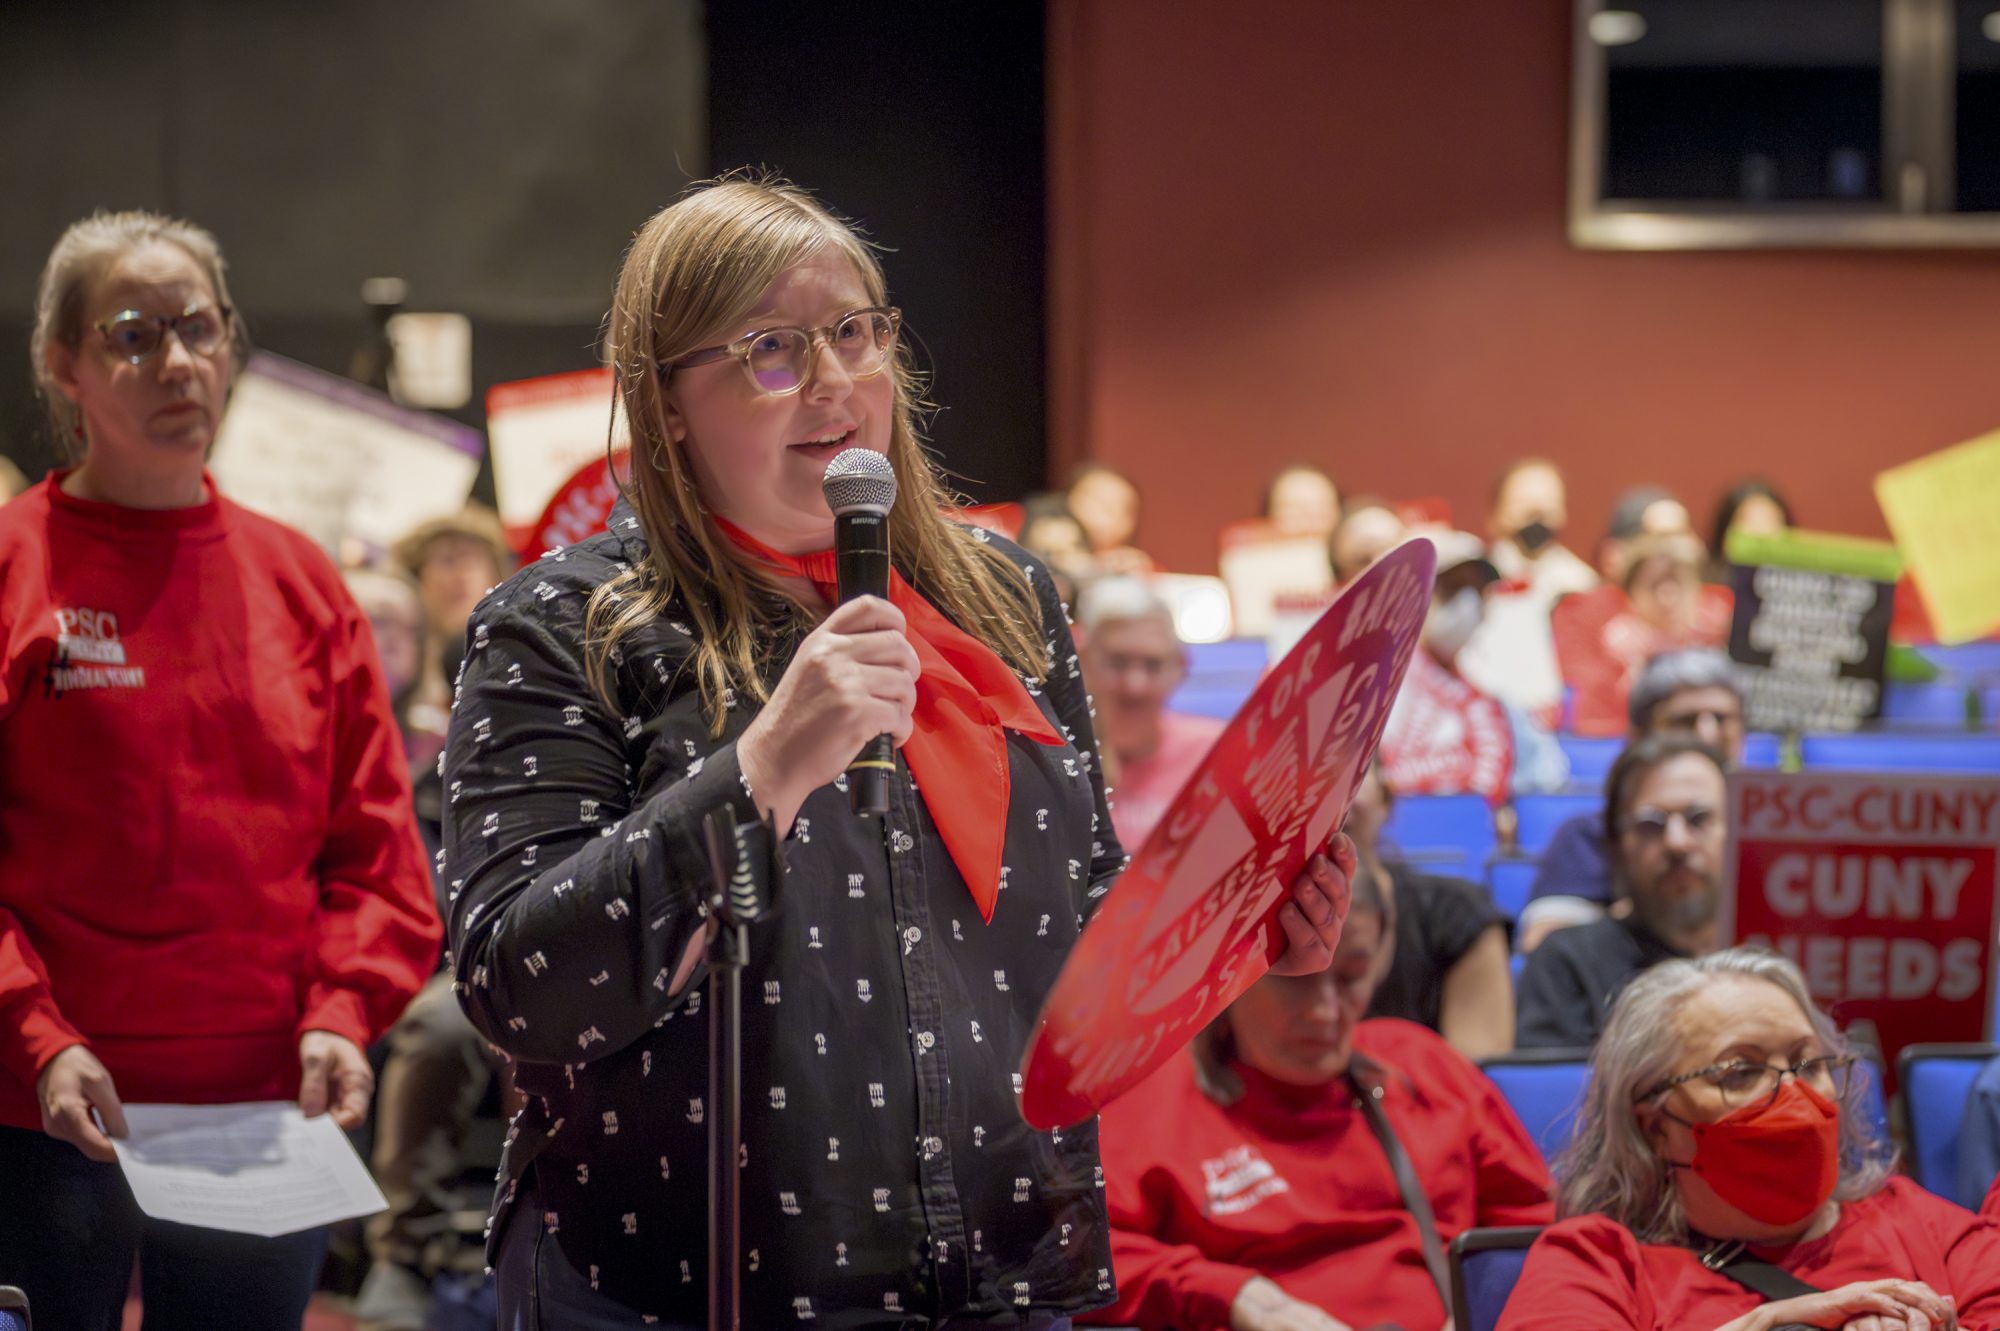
[821,447,898,514]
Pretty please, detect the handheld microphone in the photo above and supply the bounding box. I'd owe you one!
[821,448,898,816]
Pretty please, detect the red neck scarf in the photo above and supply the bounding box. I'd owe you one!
[716,519,1062,922]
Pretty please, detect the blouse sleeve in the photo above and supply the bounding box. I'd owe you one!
[1017,544,1126,922]
[442,572,759,1067]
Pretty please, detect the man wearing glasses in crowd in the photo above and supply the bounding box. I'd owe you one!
[1516,734,1729,1048]
[1517,648,1745,953]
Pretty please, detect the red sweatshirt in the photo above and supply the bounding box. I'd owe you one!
[1379,649,1515,807]
[0,475,440,1130]
[1087,1018,1554,1331]
[1498,1178,2000,1331]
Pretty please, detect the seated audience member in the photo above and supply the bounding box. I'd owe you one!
[390,505,511,737]
[1559,529,1730,737]
[1017,492,1096,606]
[1462,459,1595,721]
[1516,736,1727,1049]
[1485,458,1598,602]
[1078,577,1223,849]
[1090,869,1554,1331]
[1381,532,1567,805]
[1264,464,1342,542]
[1520,649,1746,952]
[1957,1054,2000,1218]
[1331,496,1407,586]
[1706,477,1792,580]
[1499,947,1998,1331]
[1597,486,1694,584]
[341,567,429,758]
[1347,762,1516,1060]
[1067,461,1155,575]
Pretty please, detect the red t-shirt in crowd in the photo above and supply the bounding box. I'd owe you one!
[1498,1178,2000,1331]
[1552,583,1733,737]
[1378,649,1515,806]
[0,475,440,1130]
[1086,1018,1554,1331]
[1108,710,1225,850]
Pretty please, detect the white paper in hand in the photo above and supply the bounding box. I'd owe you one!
[109,1102,388,1237]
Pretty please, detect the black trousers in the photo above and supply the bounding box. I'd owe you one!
[0,1124,329,1331]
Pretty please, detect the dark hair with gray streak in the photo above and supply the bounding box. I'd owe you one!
[1553,946,1895,1244]
[1627,648,1742,734]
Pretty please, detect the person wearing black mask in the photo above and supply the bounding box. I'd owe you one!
[1459,460,1597,720]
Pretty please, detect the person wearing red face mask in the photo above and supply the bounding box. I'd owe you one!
[1087,867,1553,1331]
[1501,948,2000,1331]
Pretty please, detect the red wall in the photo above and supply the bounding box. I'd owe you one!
[1048,0,2000,573]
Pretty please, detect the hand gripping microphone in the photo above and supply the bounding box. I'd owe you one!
[821,448,898,816]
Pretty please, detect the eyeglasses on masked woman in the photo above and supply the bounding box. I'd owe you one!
[663,306,901,396]
[1636,1053,1857,1114]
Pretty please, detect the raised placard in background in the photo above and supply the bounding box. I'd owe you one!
[1877,431,2000,646]
[1723,769,2000,1077]
[209,353,482,555]
[1725,527,1901,733]
[487,369,628,548]
[1020,538,1435,1129]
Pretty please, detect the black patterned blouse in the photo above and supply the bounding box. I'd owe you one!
[441,504,1125,1327]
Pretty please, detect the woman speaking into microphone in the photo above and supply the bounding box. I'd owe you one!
[442,176,1353,1329]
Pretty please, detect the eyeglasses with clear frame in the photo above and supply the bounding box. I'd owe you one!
[661,306,901,396]
[1637,1053,1856,1113]
[1619,804,1720,843]
[94,302,233,365]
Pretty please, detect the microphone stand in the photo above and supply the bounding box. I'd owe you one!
[701,808,779,1331]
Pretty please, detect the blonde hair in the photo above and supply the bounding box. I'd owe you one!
[1554,946,1895,1244]
[30,210,244,454]
[587,175,1045,729]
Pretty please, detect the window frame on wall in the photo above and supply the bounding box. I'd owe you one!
[1570,0,2000,248]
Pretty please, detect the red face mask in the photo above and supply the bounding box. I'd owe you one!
[1662,1078,1841,1226]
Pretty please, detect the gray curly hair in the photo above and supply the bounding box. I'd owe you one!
[1554,946,1895,1244]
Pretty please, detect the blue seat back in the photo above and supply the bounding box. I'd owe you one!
[1486,859,1538,921]
[1556,734,1622,784]
[1481,1054,1591,1159]
[1512,793,1599,855]
[0,1284,26,1331]
[1740,731,1783,769]
[1383,793,1496,872]
[1799,732,2000,773]
[1450,1227,1542,1331]
[1880,682,1971,727]
[1900,1043,2000,1208]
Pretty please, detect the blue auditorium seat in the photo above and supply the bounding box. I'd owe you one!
[0,1285,26,1331]
[1486,858,1538,922]
[1899,1043,2000,1209]
[1556,734,1622,786]
[1880,682,1971,727]
[1480,1050,1592,1159]
[1799,732,2000,773]
[1740,731,1783,769]
[1383,794,1496,873]
[1512,793,1599,855]
[1449,1227,1543,1331]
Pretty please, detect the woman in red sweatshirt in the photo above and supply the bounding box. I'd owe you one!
[1088,865,1553,1331]
[0,211,440,1330]
[1498,948,2000,1331]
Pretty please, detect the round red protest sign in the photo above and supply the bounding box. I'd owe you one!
[1019,539,1436,1129]
[522,451,632,559]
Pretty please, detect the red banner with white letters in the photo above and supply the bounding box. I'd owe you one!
[1722,771,2000,1073]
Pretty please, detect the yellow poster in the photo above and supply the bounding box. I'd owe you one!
[1875,431,2000,644]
